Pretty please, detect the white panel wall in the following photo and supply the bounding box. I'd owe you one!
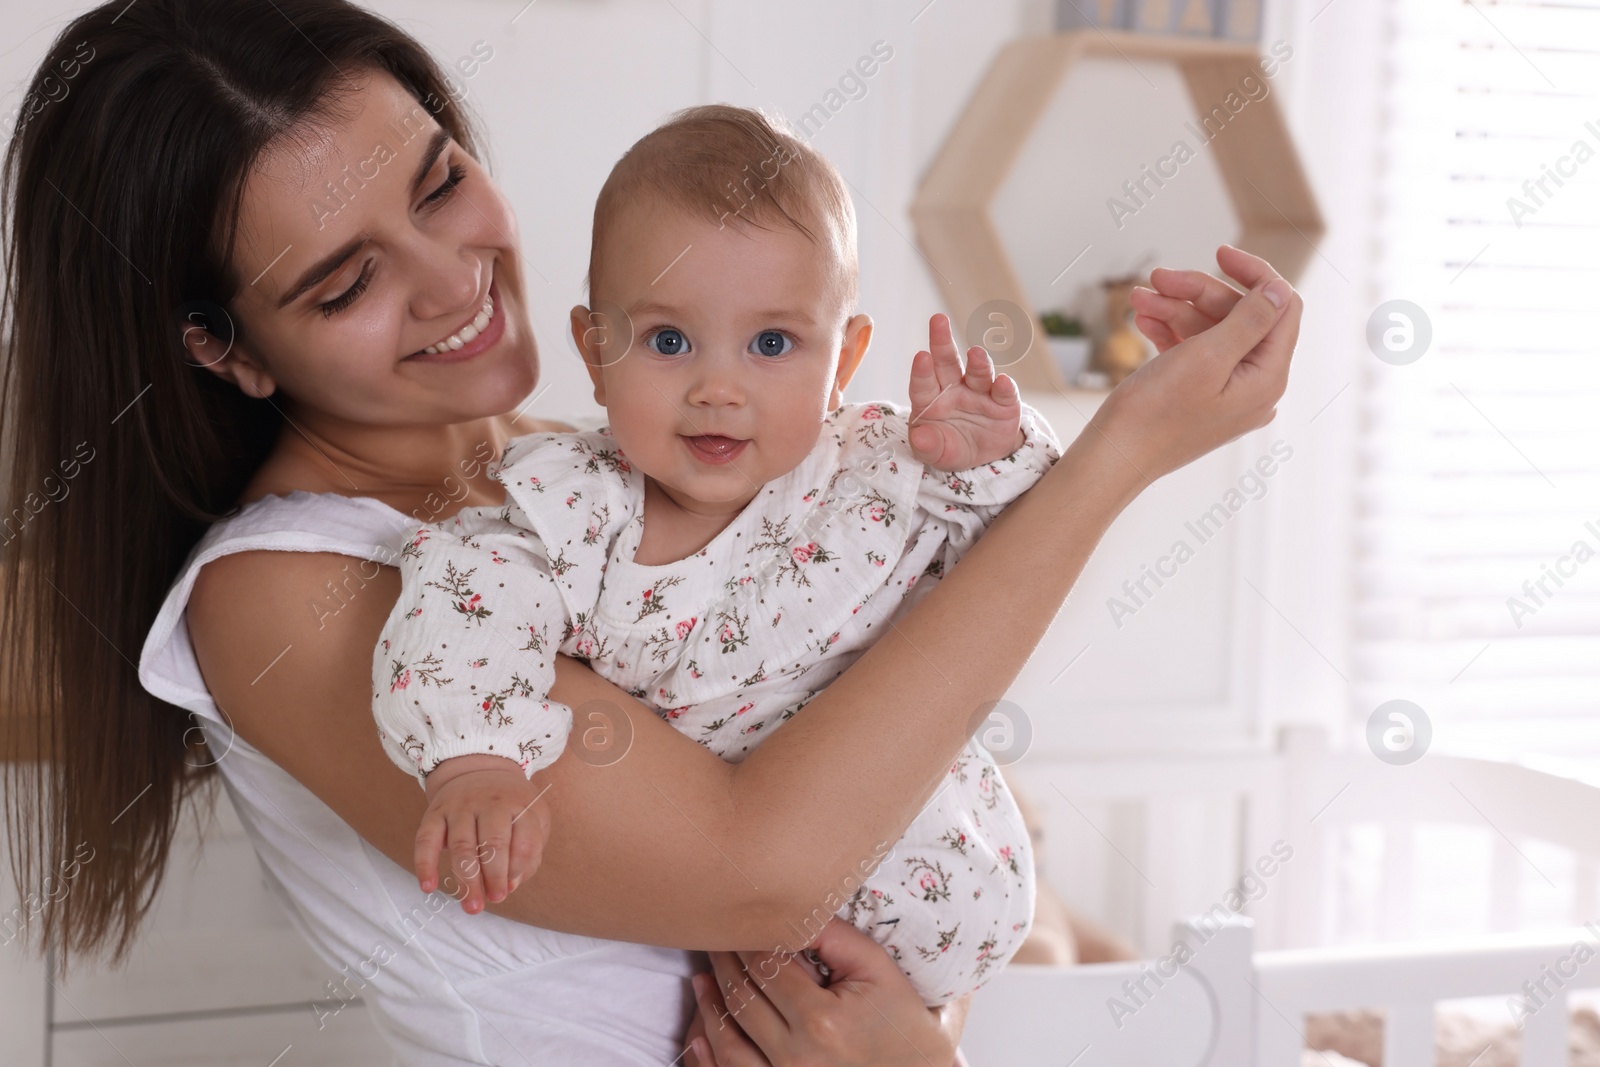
[0,0,1355,754]
[0,0,1374,1049]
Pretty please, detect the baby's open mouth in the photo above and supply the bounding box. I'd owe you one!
[681,434,748,464]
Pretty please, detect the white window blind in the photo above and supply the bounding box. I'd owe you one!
[1358,0,1600,758]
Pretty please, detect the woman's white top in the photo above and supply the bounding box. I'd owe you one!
[138,490,696,1066]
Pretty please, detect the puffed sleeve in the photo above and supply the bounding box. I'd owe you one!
[371,508,573,787]
[915,402,1061,514]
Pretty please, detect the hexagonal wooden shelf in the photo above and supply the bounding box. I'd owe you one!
[910,30,1323,394]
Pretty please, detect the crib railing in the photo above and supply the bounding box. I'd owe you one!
[964,917,1600,1066]
[1008,727,1600,956]
[1254,932,1600,1066]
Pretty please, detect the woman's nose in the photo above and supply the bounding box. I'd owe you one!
[409,249,483,324]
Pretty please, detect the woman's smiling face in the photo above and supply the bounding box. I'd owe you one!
[200,70,538,427]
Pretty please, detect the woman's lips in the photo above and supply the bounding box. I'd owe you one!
[681,435,748,465]
[405,280,506,364]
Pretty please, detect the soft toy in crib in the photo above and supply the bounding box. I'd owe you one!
[1303,1006,1600,1066]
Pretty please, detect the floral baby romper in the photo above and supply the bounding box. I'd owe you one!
[372,401,1060,1004]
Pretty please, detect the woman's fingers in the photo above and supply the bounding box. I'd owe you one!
[708,950,790,1048]
[1129,286,1218,344]
[1133,313,1182,353]
[1235,283,1300,390]
[1215,243,1283,293]
[697,962,773,1066]
[803,918,897,986]
[698,921,962,1066]
[728,947,829,1020]
[1149,241,1289,324]
[1213,246,1300,384]
[803,920,960,1063]
[1192,277,1288,377]
[1145,244,1297,389]
[683,975,721,1067]
[1148,266,1243,323]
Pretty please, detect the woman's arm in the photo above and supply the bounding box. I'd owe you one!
[192,247,1297,949]
[191,427,1124,952]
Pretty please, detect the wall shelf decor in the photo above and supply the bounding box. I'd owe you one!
[909,31,1323,395]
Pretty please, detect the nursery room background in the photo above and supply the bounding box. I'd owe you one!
[0,0,1594,1064]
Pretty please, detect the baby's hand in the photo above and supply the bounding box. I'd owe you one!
[907,313,1025,471]
[415,753,551,914]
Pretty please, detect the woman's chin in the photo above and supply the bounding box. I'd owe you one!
[428,357,539,427]
[477,340,540,415]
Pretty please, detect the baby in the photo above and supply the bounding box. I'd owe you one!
[371,105,1060,1005]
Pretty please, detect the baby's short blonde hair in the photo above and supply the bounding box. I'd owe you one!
[588,104,859,307]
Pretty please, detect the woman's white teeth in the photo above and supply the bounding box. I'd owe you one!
[421,294,494,354]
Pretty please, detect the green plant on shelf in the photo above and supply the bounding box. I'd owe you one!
[1039,311,1085,338]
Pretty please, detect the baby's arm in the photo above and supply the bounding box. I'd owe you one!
[372,515,574,913]
[907,313,1025,472]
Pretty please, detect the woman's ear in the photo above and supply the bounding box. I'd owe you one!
[179,304,276,399]
[829,313,873,409]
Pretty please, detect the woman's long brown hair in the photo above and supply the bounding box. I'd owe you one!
[0,0,480,972]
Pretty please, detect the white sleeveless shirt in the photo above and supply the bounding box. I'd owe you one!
[137,490,696,1065]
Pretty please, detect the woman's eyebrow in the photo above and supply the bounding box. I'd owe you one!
[277,234,369,309]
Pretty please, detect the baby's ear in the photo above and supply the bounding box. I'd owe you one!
[569,304,608,404]
[830,313,873,409]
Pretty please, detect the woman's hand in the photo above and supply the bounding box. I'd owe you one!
[684,919,968,1067]
[1089,244,1301,491]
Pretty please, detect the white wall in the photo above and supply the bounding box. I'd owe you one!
[0,0,1379,966]
[0,0,1365,753]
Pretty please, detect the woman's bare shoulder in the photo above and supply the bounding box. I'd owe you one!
[189,547,399,695]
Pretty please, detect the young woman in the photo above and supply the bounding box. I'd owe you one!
[0,1,1300,1063]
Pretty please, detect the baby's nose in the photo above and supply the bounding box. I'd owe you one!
[685,358,747,407]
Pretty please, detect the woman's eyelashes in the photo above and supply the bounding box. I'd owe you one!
[319,260,373,318]
[425,162,468,207]
[642,327,798,358]
[316,162,468,317]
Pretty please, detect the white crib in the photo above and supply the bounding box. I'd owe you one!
[965,919,1600,1066]
[964,728,1600,1066]
[8,728,1600,1064]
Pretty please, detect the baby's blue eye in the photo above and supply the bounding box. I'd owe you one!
[647,328,689,356]
[750,331,792,358]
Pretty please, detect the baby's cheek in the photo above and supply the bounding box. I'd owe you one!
[618,435,675,485]
[605,393,672,466]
